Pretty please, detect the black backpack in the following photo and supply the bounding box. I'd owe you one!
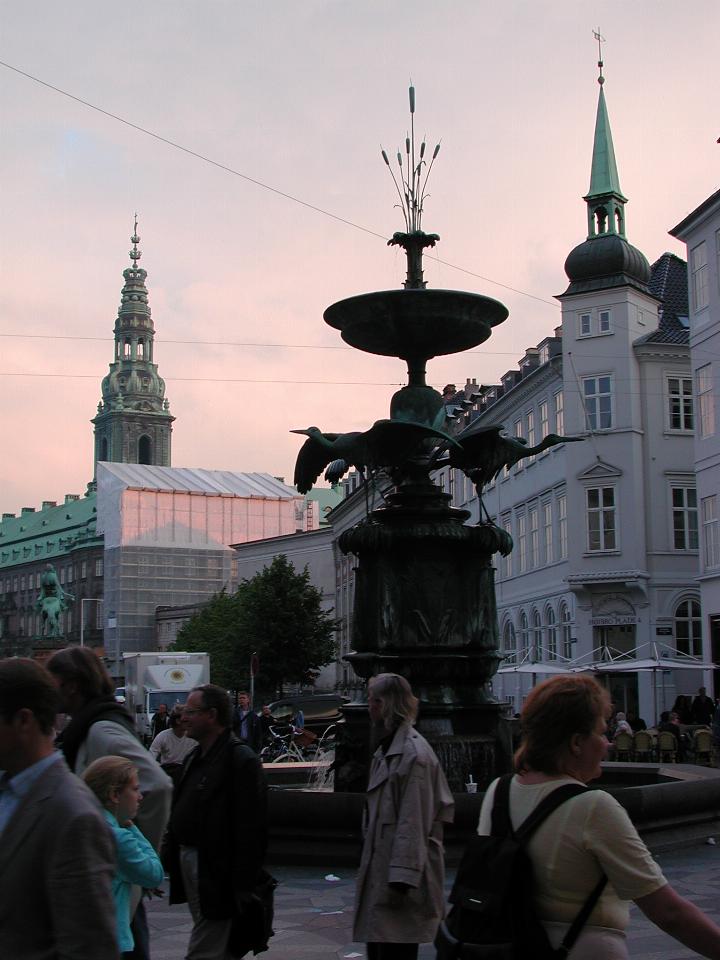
[435,775,607,959]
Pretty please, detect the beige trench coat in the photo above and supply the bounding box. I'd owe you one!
[353,723,454,944]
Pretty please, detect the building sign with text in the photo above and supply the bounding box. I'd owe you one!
[590,614,639,627]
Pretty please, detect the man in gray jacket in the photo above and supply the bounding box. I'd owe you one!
[0,658,119,960]
[47,646,173,960]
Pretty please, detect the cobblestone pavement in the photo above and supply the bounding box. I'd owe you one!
[146,842,720,959]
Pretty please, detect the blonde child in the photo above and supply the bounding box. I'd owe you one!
[82,756,164,956]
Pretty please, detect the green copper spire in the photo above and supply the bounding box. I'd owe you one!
[587,85,625,201]
[583,34,628,240]
[91,219,175,475]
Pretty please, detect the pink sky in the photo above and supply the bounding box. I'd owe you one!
[1,1,718,516]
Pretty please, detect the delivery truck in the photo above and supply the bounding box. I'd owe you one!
[122,651,210,742]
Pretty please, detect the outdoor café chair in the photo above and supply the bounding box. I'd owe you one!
[632,729,654,762]
[657,730,678,763]
[612,731,633,762]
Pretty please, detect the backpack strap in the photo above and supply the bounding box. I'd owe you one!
[508,779,608,957]
[556,874,607,957]
[489,774,514,837]
[515,783,588,844]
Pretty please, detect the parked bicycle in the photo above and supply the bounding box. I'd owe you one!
[260,723,336,764]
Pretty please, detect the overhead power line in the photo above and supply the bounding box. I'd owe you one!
[0,372,402,386]
[0,59,556,307]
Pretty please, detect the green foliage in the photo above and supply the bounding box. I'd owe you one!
[174,555,337,695]
[174,589,242,691]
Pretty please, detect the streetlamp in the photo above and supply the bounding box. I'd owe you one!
[80,597,104,647]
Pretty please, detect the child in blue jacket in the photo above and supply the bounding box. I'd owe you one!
[83,756,164,956]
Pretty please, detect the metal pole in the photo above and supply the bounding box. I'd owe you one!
[250,652,255,706]
[80,598,85,647]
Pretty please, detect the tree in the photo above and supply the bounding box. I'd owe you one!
[174,590,244,691]
[175,555,337,695]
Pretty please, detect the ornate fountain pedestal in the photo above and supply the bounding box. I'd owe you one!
[333,480,513,792]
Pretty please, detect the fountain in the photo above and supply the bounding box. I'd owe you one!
[292,88,574,792]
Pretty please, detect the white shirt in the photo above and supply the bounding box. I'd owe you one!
[149,728,198,766]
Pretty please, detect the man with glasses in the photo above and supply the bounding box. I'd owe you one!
[163,684,268,959]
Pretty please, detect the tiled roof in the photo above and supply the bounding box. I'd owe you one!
[635,253,689,346]
[0,492,100,569]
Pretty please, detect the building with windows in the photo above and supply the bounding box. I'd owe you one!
[0,223,176,662]
[435,72,700,722]
[98,461,305,676]
[0,488,104,659]
[671,189,720,684]
[1,223,316,671]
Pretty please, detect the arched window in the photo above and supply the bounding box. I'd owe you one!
[615,207,624,235]
[502,621,517,664]
[137,339,145,358]
[100,437,109,461]
[546,607,557,660]
[532,610,542,662]
[138,435,152,464]
[675,599,702,657]
[123,339,132,358]
[560,603,573,659]
[594,205,607,235]
[519,611,529,662]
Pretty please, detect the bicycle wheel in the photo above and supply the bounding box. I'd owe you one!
[271,752,291,763]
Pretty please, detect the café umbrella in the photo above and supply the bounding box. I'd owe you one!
[584,645,714,724]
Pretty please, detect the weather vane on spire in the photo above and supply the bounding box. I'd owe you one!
[593,28,606,85]
[381,86,441,289]
[130,212,142,265]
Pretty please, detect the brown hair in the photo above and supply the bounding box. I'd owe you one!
[514,674,610,774]
[82,755,137,806]
[0,658,60,734]
[46,646,114,700]
[369,673,419,731]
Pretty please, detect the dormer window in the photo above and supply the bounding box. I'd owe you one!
[538,344,550,365]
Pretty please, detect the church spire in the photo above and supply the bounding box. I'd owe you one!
[560,36,651,297]
[92,219,174,474]
[584,34,627,239]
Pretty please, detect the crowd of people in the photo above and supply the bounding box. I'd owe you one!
[3,653,720,959]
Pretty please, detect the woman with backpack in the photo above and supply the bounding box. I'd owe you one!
[476,674,720,959]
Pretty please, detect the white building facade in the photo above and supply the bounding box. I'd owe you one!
[436,76,703,722]
[671,189,720,687]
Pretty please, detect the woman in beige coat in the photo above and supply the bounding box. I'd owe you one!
[353,673,454,960]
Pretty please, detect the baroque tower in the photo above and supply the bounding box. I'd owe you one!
[92,219,174,473]
[558,47,664,662]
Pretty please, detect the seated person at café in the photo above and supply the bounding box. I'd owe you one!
[627,710,647,733]
[613,712,632,738]
[658,711,687,760]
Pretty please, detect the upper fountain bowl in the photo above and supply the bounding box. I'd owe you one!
[323,288,508,360]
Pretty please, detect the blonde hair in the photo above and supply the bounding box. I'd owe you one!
[82,755,137,806]
[369,673,419,731]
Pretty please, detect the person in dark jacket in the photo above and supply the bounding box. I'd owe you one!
[232,691,264,753]
[149,703,170,740]
[691,687,715,726]
[163,683,268,959]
